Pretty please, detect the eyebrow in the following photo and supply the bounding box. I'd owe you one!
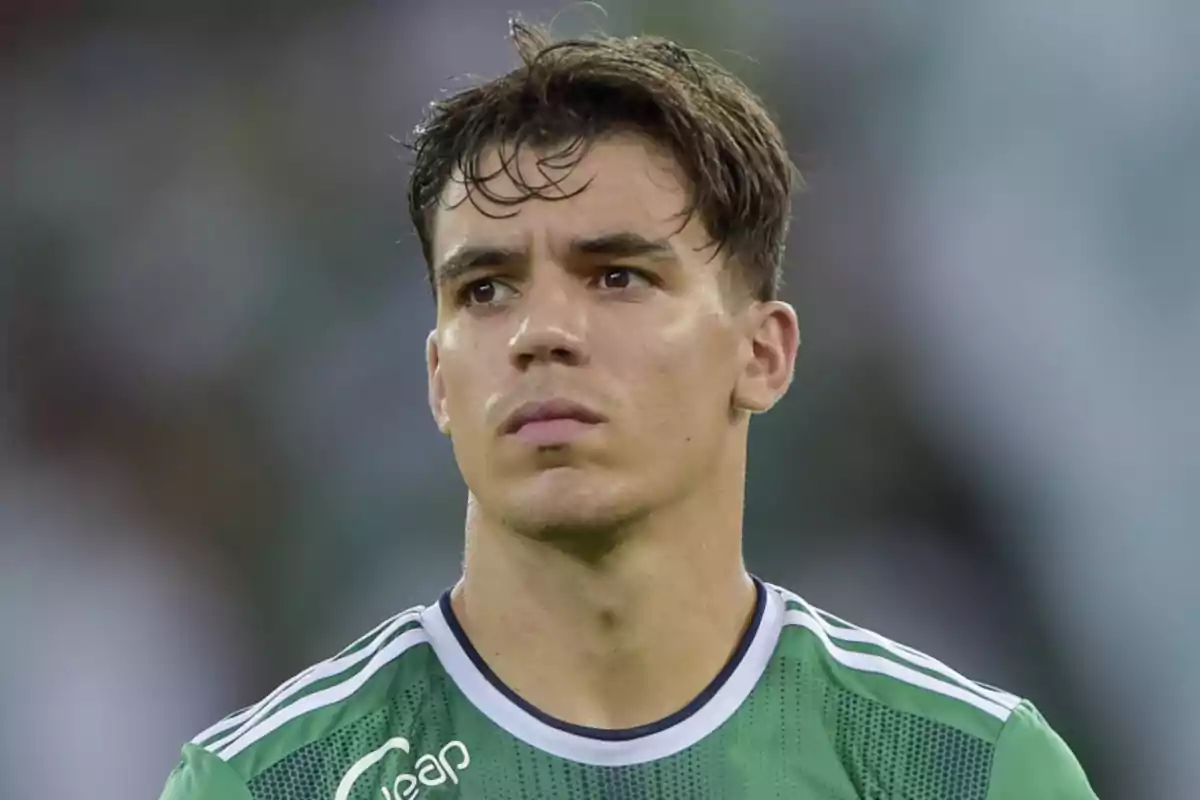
[433,244,524,288]
[572,232,677,261]
[433,232,677,288]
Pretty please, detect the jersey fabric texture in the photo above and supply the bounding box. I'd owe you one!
[161,580,1097,799]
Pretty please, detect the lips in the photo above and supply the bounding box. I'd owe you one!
[501,398,607,436]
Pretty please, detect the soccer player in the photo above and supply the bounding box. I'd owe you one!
[161,21,1097,800]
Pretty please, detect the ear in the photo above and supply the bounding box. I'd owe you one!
[426,329,451,435]
[732,300,800,414]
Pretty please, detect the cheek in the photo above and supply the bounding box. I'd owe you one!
[439,352,499,480]
[622,315,737,423]
[438,339,500,425]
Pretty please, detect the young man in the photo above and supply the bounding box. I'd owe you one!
[161,22,1096,800]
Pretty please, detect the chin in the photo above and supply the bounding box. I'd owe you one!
[495,472,650,542]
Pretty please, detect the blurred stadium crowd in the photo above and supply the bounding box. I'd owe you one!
[2,1,1198,798]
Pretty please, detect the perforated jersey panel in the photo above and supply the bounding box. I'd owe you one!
[826,684,992,800]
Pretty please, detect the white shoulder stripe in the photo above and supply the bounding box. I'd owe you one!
[192,667,314,747]
[812,607,1021,711]
[782,608,1013,721]
[334,605,427,657]
[217,627,431,760]
[816,605,947,662]
[195,607,424,750]
[769,584,1020,713]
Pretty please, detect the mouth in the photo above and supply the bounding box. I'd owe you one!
[501,399,608,441]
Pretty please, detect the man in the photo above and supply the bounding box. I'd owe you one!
[161,21,1096,800]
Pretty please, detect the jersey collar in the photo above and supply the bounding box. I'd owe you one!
[419,577,784,766]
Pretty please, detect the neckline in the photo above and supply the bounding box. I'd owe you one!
[419,577,784,766]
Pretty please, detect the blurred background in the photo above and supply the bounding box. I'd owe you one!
[3,1,1197,797]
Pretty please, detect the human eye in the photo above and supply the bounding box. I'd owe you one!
[596,266,656,291]
[457,277,516,307]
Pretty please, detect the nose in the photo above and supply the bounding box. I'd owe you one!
[508,280,589,370]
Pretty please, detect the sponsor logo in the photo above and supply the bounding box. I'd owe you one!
[335,737,471,800]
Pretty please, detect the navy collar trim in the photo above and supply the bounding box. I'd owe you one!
[436,577,768,741]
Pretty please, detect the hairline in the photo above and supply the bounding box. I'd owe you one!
[423,130,764,301]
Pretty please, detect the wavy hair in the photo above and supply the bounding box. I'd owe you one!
[406,20,798,301]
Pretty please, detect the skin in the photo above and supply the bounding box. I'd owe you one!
[426,133,800,729]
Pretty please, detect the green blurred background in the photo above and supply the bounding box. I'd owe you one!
[3,1,1198,797]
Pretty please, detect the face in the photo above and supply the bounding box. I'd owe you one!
[426,134,798,538]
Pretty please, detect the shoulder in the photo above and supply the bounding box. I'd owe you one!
[161,604,436,798]
[988,700,1097,798]
[766,582,1021,741]
[765,583,1095,797]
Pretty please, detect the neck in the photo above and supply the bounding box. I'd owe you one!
[451,479,755,731]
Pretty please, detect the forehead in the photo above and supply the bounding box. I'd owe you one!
[432,134,709,259]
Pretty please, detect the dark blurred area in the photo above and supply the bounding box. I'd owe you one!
[3,2,1197,798]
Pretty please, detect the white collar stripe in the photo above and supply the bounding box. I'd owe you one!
[420,585,785,767]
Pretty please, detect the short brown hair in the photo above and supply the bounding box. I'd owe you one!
[406,20,798,301]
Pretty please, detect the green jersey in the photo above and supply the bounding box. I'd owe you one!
[161,580,1095,799]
